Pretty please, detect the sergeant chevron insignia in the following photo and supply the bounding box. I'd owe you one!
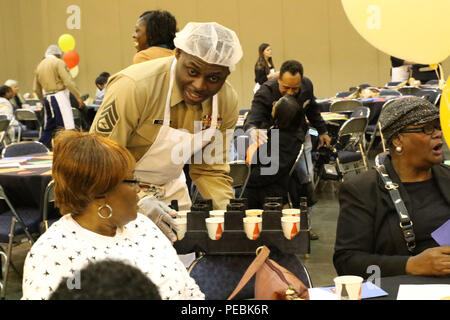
[96,101,119,133]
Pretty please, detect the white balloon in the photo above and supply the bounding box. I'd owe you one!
[341,0,450,64]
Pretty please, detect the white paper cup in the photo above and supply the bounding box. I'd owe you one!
[176,210,188,219]
[209,210,225,218]
[205,217,224,240]
[281,216,300,239]
[333,276,363,300]
[282,208,300,217]
[243,216,262,240]
[173,218,187,241]
[245,209,264,218]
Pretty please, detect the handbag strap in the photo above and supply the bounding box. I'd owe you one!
[227,246,270,300]
[374,164,416,253]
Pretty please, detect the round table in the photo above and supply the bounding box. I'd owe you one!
[0,153,52,211]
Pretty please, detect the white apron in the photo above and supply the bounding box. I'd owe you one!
[135,59,218,210]
[44,89,75,129]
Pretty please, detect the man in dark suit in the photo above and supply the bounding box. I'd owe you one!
[244,60,331,240]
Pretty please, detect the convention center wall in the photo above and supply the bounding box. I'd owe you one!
[1,0,449,109]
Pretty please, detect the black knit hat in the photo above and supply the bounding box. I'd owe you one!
[379,97,439,147]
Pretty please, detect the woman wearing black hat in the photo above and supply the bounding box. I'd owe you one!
[334,97,450,279]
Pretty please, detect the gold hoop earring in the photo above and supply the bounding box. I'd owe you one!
[97,204,113,219]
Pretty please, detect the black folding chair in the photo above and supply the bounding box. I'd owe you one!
[379,90,401,97]
[14,109,42,141]
[330,100,363,113]
[398,86,421,96]
[0,119,11,149]
[41,180,60,233]
[1,141,49,158]
[0,185,40,299]
[416,90,441,106]
[333,116,369,180]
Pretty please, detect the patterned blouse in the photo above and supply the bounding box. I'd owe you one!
[22,213,204,300]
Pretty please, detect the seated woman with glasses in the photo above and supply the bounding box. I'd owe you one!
[22,130,204,300]
[334,97,450,278]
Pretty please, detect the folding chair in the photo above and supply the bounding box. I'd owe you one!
[1,141,49,158]
[398,86,421,96]
[333,116,369,180]
[228,160,251,198]
[350,107,370,119]
[287,144,305,208]
[41,180,60,233]
[416,90,441,106]
[0,119,11,148]
[379,90,401,97]
[14,109,42,142]
[0,185,40,299]
[329,99,363,113]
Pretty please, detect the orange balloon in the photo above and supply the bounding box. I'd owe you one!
[63,50,80,69]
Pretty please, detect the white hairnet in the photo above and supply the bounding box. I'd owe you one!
[45,45,63,58]
[174,22,243,72]
[4,79,18,87]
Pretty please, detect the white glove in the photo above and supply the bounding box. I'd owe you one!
[138,197,178,243]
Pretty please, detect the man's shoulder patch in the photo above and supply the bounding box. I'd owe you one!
[96,101,120,133]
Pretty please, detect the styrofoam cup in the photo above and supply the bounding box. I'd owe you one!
[282,208,300,217]
[245,209,263,218]
[281,216,300,239]
[243,216,262,240]
[333,276,363,300]
[205,217,224,240]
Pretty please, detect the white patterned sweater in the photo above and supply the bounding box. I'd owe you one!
[22,213,205,300]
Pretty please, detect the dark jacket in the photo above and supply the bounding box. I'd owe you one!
[254,66,271,85]
[334,156,450,278]
[243,77,327,136]
[243,128,303,209]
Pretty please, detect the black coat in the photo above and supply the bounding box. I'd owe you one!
[243,77,327,136]
[243,128,303,209]
[334,156,450,278]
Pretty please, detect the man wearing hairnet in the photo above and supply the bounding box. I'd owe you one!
[33,44,84,148]
[90,22,243,242]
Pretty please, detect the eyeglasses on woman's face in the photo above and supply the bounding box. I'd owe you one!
[400,121,441,135]
[122,179,141,188]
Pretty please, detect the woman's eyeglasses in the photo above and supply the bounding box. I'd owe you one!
[123,179,141,187]
[400,123,441,135]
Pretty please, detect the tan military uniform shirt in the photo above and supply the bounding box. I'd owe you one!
[90,56,238,210]
[33,56,81,101]
[133,47,175,64]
